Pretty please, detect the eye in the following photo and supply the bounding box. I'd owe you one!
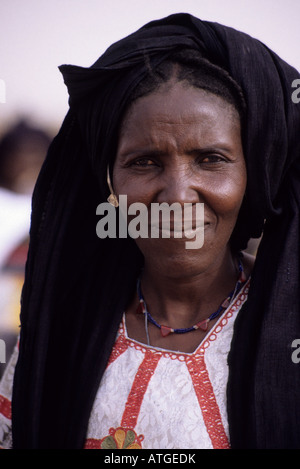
[130,157,158,168]
[197,154,227,165]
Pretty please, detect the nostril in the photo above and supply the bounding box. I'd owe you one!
[156,179,201,206]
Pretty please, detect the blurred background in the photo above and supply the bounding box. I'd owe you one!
[0,0,300,375]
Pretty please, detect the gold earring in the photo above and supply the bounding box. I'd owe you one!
[107,166,119,207]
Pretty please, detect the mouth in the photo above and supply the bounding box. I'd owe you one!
[149,221,209,239]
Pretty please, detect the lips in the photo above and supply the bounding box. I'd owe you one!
[149,220,208,239]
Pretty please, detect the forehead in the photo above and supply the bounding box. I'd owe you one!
[118,82,241,149]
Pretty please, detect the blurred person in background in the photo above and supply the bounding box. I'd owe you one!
[0,120,51,377]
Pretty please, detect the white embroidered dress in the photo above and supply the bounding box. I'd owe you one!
[0,279,250,449]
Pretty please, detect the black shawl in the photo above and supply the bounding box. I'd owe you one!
[12,13,300,449]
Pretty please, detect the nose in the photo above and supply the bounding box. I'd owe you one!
[155,166,200,206]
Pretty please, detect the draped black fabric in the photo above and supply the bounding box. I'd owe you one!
[11,13,300,448]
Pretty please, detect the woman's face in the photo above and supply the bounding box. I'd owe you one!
[113,81,247,277]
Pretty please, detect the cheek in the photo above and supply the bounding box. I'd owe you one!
[203,171,247,222]
[113,169,154,206]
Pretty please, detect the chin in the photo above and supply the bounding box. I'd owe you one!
[137,237,214,277]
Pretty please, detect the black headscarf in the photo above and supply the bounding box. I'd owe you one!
[12,13,300,449]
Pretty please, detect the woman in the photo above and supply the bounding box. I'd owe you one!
[1,13,300,449]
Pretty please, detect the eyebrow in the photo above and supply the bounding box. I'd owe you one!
[118,144,236,160]
[187,145,236,156]
[117,148,165,159]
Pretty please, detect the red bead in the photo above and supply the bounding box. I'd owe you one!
[196,319,209,331]
[161,325,173,337]
[136,302,144,314]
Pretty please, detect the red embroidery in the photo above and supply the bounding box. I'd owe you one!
[121,350,161,429]
[84,438,101,449]
[106,331,128,368]
[85,353,159,450]
[0,395,11,420]
[186,352,230,449]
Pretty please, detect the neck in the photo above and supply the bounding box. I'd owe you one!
[139,248,240,329]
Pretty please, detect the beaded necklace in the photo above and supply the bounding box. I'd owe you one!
[136,258,246,338]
